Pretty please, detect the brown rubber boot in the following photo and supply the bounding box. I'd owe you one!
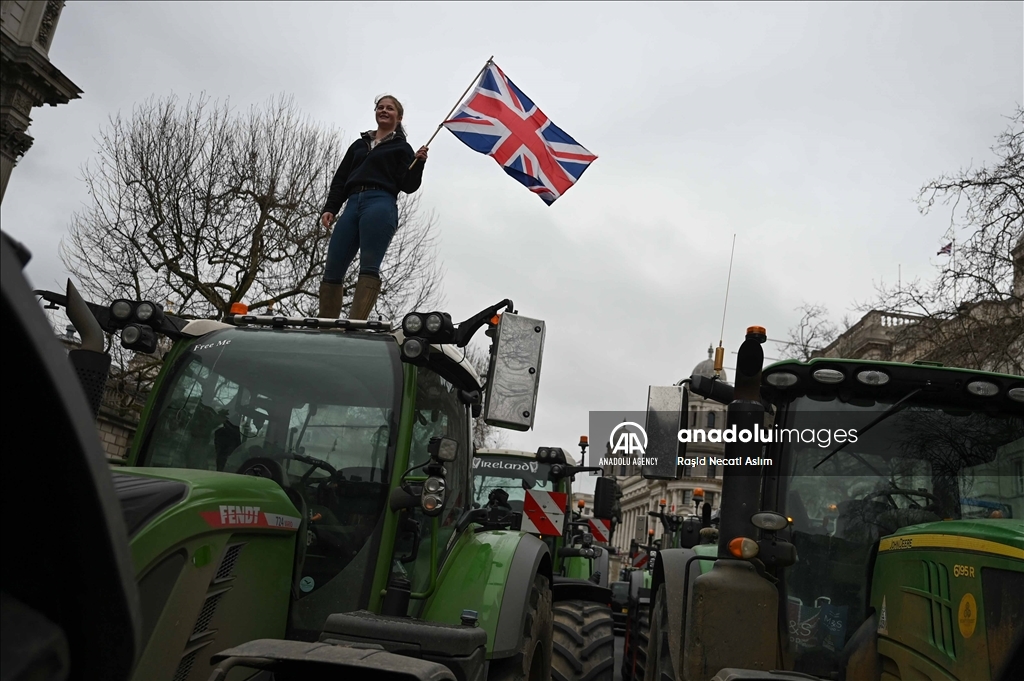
[318,281,345,318]
[349,273,381,320]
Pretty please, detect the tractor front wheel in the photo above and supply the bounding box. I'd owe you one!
[551,600,615,681]
[488,573,552,681]
[644,583,678,681]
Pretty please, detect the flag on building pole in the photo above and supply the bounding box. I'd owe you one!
[937,242,953,256]
[442,60,597,205]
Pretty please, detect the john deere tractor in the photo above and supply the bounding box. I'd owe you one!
[471,446,617,681]
[639,326,1023,681]
[35,270,560,681]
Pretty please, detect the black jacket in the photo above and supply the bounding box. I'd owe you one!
[321,130,425,214]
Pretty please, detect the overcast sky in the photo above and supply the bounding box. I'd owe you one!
[3,2,1021,482]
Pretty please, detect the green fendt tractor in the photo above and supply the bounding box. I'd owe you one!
[639,326,1024,681]
[472,447,617,681]
[41,276,559,681]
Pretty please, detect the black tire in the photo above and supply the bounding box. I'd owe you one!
[489,573,553,681]
[551,600,615,681]
[633,599,651,681]
[620,599,637,681]
[643,584,678,681]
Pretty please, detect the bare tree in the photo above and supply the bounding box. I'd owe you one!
[784,303,840,361]
[61,92,443,320]
[866,107,1023,373]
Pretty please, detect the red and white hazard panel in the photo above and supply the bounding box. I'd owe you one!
[588,518,611,543]
[522,490,568,537]
[633,550,649,568]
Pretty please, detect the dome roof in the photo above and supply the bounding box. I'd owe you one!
[692,345,728,383]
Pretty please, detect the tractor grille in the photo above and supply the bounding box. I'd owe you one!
[214,543,245,582]
[920,559,955,658]
[190,590,226,640]
[172,649,198,681]
[172,542,246,680]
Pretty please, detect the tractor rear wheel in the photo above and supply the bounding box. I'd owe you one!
[551,600,615,681]
[488,573,552,681]
[633,598,651,681]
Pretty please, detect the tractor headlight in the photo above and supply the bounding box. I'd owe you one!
[765,371,798,388]
[402,338,425,360]
[135,301,156,322]
[423,477,445,494]
[425,313,443,333]
[403,313,424,335]
[121,324,157,353]
[966,380,999,397]
[110,299,133,322]
[751,511,789,531]
[855,370,890,386]
[812,369,845,384]
[1009,387,1024,403]
[121,325,141,345]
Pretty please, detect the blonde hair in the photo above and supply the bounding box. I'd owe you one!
[375,94,407,136]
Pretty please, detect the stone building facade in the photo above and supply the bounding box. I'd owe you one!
[814,236,1024,375]
[0,0,81,202]
[603,348,727,555]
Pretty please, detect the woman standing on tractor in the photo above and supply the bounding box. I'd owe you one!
[319,95,429,320]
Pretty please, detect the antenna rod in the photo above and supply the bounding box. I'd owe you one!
[714,234,737,376]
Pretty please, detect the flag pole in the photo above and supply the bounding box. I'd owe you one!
[409,56,494,169]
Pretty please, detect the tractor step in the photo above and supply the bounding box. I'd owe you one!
[320,610,487,681]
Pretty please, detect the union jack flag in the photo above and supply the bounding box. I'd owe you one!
[442,61,597,205]
[937,242,952,256]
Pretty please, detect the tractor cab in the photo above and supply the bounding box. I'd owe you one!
[47,284,562,681]
[759,359,1024,679]
[642,336,1023,681]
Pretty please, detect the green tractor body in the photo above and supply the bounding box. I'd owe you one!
[641,343,1023,681]
[51,287,558,681]
[472,448,617,681]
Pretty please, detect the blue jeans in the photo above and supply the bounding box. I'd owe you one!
[324,190,398,283]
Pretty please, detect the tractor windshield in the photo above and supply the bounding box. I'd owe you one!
[472,456,556,512]
[777,395,1023,676]
[136,327,403,629]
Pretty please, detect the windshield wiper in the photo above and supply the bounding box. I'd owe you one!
[813,387,924,470]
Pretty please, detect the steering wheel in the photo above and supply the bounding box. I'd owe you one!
[863,488,942,510]
[236,457,287,486]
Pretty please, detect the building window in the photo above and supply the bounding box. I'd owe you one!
[691,409,698,427]
[707,464,717,478]
[682,466,691,477]
[707,411,716,428]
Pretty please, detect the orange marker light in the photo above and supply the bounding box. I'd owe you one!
[230,302,248,315]
[693,487,705,500]
[577,500,586,509]
[648,528,655,536]
[579,435,589,445]
[489,314,501,325]
[728,537,759,559]
[747,325,767,335]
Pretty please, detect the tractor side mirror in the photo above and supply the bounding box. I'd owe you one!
[642,385,686,480]
[483,313,545,432]
[428,436,458,463]
[593,477,618,520]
